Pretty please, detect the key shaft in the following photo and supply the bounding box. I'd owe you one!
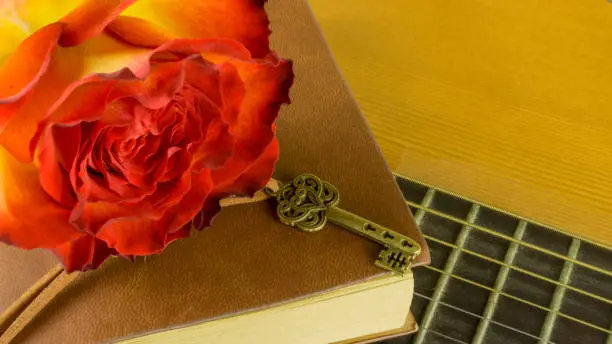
[326,207,421,257]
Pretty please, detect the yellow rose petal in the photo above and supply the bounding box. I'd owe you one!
[63,33,151,77]
[0,18,29,65]
[15,0,80,32]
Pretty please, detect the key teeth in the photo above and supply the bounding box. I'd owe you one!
[376,247,412,275]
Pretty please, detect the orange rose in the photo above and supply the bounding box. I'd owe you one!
[0,0,293,271]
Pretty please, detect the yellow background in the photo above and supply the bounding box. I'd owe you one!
[308,0,612,245]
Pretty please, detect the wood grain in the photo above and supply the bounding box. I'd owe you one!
[308,0,612,245]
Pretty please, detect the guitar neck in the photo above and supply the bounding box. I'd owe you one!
[393,174,612,344]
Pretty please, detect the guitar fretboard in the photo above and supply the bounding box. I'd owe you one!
[383,175,612,344]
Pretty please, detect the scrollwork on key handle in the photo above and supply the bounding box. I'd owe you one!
[266,174,339,232]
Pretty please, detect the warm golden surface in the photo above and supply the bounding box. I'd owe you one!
[308,1,612,245]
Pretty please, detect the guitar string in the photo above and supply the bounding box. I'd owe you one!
[423,234,612,307]
[413,292,557,344]
[393,172,612,253]
[417,326,471,344]
[422,265,612,336]
[406,200,612,280]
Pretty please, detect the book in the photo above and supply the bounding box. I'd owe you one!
[0,0,429,343]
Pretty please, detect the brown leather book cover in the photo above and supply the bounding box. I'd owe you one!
[0,1,429,343]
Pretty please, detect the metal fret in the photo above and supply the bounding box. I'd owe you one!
[472,221,527,344]
[539,239,581,343]
[412,204,480,344]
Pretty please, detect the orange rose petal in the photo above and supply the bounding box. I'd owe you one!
[123,0,270,57]
[98,217,166,255]
[211,55,293,189]
[0,52,81,162]
[15,0,96,33]
[41,71,141,125]
[26,72,137,161]
[37,125,78,207]
[63,33,152,77]
[0,97,25,133]
[0,22,62,104]
[2,33,151,163]
[107,37,252,79]
[98,170,213,255]
[0,19,29,64]
[191,136,278,232]
[0,146,80,249]
[31,55,193,163]
[161,169,214,231]
[163,223,192,246]
[191,139,279,231]
[106,16,174,48]
[217,62,245,124]
[53,234,116,272]
[152,38,252,63]
[71,170,192,237]
[220,136,279,196]
[71,201,135,235]
[42,55,194,128]
[58,0,138,47]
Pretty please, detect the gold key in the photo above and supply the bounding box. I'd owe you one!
[265,174,422,275]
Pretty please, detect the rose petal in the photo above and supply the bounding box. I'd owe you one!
[41,55,194,129]
[180,57,245,121]
[211,55,293,189]
[34,70,139,132]
[37,125,79,207]
[53,234,116,272]
[106,16,173,48]
[103,36,252,81]
[122,0,270,57]
[98,169,213,255]
[192,197,220,231]
[163,223,192,246]
[191,136,278,230]
[126,37,253,79]
[0,23,62,103]
[217,62,245,125]
[70,201,133,235]
[72,162,193,235]
[58,0,138,46]
[12,0,87,32]
[221,136,279,196]
[13,0,135,44]
[131,39,291,180]
[31,63,181,157]
[192,118,234,171]
[2,33,148,163]
[97,217,166,255]
[0,18,29,65]
[159,148,190,182]
[0,146,80,249]
[63,33,152,77]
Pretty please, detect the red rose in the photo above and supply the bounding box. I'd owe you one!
[0,1,293,272]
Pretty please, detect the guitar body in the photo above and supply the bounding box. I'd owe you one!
[309,0,612,245]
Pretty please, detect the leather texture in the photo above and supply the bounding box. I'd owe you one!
[1,1,429,342]
[0,248,57,314]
